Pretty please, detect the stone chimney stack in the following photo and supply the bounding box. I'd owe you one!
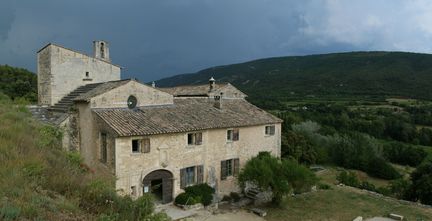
[209,77,216,90]
[214,92,223,109]
[93,40,110,62]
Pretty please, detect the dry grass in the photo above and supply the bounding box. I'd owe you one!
[316,167,391,188]
[265,186,432,221]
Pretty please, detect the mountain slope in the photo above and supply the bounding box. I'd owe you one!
[156,51,432,108]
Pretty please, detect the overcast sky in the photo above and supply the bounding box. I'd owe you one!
[2,0,432,81]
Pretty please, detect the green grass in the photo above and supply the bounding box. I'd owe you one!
[265,186,432,221]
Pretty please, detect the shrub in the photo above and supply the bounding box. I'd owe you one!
[409,162,432,205]
[181,183,215,206]
[230,192,241,202]
[367,157,400,180]
[360,181,376,192]
[174,192,199,205]
[238,152,317,205]
[133,194,156,219]
[383,142,426,167]
[0,204,21,221]
[337,171,360,187]
[318,183,331,190]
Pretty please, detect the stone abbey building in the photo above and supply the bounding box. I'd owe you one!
[33,41,282,203]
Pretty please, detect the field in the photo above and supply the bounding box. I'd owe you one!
[266,186,432,221]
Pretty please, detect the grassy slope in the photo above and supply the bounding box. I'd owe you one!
[156,51,432,107]
[266,186,432,221]
[0,96,94,220]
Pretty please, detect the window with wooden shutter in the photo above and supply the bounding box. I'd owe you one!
[180,168,186,189]
[221,160,227,180]
[195,133,202,145]
[233,158,240,176]
[233,129,239,141]
[197,165,204,184]
[141,138,150,153]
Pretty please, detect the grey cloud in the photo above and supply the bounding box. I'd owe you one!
[1,0,432,81]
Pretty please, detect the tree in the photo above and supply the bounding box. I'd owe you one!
[238,152,317,205]
[410,162,432,205]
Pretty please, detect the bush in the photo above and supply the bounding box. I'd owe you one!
[174,192,199,205]
[337,171,360,187]
[0,205,21,221]
[367,157,400,180]
[360,181,376,192]
[318,183,331,190]
[184,183,215,206]
[230,192,241,202]
[238,152,317,205]
[383,142,426,167]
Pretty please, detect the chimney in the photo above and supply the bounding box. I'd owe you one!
[209,77,216,90]
[214,92,223,109]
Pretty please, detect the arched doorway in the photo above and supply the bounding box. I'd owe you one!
[143,169,173,204]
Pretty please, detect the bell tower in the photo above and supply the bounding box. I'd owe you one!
[93,40,110,62]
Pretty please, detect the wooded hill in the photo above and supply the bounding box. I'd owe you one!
[0,65,37,102]
[156,52,432,108]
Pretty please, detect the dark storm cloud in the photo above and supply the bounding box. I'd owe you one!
[1,0,432,81]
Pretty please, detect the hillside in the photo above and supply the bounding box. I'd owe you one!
[0,65,37,102]
[156,52,432,108]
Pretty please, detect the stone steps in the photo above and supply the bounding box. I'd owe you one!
[48,83,102,112]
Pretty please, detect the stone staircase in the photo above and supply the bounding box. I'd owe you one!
[49,83,102,112]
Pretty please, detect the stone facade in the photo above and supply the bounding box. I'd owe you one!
[33,42,282,204]
[37,43,121,106]
[110,124,281,199]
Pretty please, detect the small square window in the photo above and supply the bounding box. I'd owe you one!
[85,71,89,78]
[132,139,140,153]
[227,129,239,142]
[187,132,202,145]
[265,125,275,136]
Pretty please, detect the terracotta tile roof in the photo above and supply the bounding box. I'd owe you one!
[158,83,229,97]
[93,98,282,136]
[74,79,132,102]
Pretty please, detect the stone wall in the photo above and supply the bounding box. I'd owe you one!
[113,123,281,200]
[37,47,52,106]
[90,81,174,108]
[209,84,247,99]
[37,44,121,106]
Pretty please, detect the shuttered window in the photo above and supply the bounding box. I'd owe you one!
[187,132,203,145]
[227,129,239,142]
[180,168,186,189]
[132,138,151,153]
[141,138,150,153]
[180,165,204,189]
[233,158,240,176]
[221,158,240,180]
[197,165,204,184]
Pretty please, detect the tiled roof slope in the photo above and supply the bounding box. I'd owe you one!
[73,79,131,102]
[158,83,229,96]
[93,98,282,136]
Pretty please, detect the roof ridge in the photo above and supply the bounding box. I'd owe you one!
[37,43,122,68]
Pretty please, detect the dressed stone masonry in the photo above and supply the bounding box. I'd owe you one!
[31,41,282,204]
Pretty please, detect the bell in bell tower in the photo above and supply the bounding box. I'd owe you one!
[93,40,110,62]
